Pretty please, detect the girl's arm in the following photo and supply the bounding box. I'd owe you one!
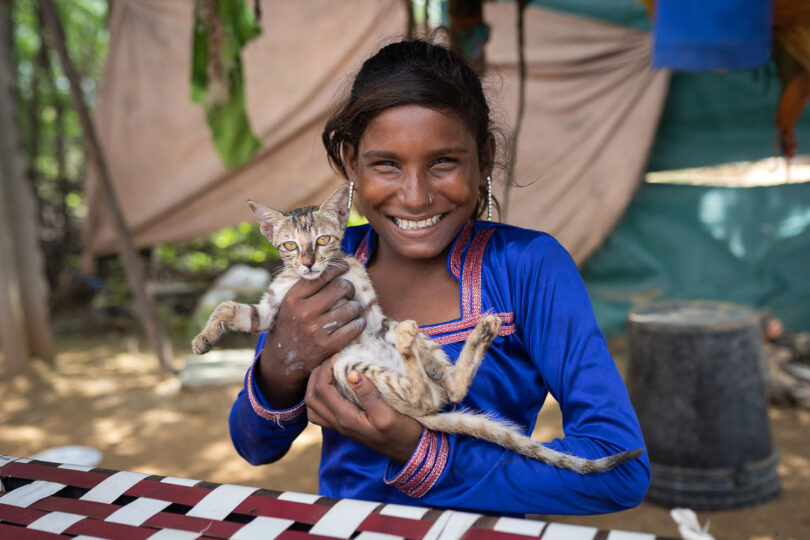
[229,334,309,465]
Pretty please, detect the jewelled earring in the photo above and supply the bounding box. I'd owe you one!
[347,180,354,211]
[487,175,493,221]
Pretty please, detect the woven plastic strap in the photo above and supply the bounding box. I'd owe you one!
[0,455,666,539]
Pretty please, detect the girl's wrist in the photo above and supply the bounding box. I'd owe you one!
[386,416,424,464]
[257,349,307,409]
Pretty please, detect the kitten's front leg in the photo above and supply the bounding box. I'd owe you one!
[193,301,237,354]
[192,292,280,354]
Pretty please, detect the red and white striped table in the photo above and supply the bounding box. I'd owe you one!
[0,455,671,539]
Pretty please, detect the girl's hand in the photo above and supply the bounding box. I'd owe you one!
[305,356,424,464]
[257,261,367,408]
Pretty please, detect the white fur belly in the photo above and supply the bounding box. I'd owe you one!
[331,334,405,409]
[337,336,403,375]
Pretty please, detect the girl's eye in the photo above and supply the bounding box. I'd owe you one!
[282,241,298,251]
[316,235,331,246]
[371,160,398,171]
[431,157,457,169]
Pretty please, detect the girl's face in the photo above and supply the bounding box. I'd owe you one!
[346,104,492,262]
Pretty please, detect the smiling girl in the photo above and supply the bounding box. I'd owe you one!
[228,39,649,515]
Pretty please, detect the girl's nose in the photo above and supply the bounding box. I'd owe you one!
[398,170,431,210]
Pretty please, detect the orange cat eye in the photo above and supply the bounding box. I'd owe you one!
[316,235,332,246]
[282,241,298,251]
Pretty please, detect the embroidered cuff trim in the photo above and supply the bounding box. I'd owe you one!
[412,433,448,498]
[246,352,305,424]
[384,429,448,498]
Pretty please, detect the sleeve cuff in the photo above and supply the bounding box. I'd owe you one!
[246,345,305,424]
[384,428,449,498]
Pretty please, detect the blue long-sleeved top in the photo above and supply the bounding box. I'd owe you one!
[229,220,649,515]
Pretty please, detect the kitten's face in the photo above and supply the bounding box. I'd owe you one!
[249,185,351,280]
[271,209,345,280]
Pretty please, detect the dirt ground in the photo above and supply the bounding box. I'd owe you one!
[2,333,809,540]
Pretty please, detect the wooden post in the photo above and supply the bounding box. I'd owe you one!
[0,0,54,375]
[41,0,175,373]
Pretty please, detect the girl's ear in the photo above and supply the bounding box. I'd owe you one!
[342,141,358,180]
[247,200,284,245]
[319,184,351,227]
[479,133,496,179]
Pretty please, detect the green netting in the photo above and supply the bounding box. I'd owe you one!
[582,182,810,336]
[529,1,810,335]
[646,68,810,171]
[529,0,651,30]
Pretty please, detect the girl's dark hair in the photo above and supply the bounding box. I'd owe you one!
[322,38,500,219]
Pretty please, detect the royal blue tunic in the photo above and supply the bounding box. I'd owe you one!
[229,221,650,515]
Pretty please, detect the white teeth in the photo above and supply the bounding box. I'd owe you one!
[393,215,442,230]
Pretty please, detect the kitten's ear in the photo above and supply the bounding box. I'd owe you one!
[247,200,283,244]
[319,184,351,227]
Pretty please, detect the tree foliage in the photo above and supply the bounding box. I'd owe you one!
[10,0,277,323]
[11,0,108,293]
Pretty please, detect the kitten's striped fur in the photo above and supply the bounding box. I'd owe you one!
[193,184,641,473]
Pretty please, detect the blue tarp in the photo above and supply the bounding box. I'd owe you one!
[652,0,772,71]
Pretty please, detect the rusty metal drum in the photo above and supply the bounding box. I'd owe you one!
[626,300,780,509]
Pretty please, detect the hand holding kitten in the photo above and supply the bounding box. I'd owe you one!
[256,262,367,409]
[305,356,423,464]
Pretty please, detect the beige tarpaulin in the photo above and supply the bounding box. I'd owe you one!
[486,6,670,261]
[84,0,669,268]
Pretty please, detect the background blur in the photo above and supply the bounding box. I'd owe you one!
[2,1,810,538]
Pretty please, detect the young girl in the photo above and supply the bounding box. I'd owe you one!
[229,39,649,516]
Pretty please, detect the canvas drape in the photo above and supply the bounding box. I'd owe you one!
[84,0,669,267]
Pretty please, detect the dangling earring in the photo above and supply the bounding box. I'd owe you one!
[347,180,354,211]
[486,175,493,221]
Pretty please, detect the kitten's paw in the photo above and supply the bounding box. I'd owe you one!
[396,320,419,352]
[477,315,502,341]
[192,334,212,355]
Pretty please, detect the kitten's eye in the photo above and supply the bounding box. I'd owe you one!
[316,235,331,246]
[282,241,298,251]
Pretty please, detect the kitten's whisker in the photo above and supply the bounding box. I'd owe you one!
[270,265,286,278]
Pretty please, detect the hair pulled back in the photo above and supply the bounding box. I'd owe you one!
[322,39,497,218]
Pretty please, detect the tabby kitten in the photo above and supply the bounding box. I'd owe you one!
[193,184,641,473]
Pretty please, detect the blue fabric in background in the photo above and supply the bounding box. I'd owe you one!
[652,0,773,71]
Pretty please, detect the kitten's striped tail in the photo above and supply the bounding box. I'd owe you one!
[416,411,642,474]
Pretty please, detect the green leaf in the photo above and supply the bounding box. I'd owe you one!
[190,0,262,169]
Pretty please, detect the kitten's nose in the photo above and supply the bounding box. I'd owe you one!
[301,254,315,268]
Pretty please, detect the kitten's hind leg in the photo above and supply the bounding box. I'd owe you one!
[442,314,501,403]
[394,320,435,401]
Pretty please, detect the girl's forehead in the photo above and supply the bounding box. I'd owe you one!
[360,104,475,148]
